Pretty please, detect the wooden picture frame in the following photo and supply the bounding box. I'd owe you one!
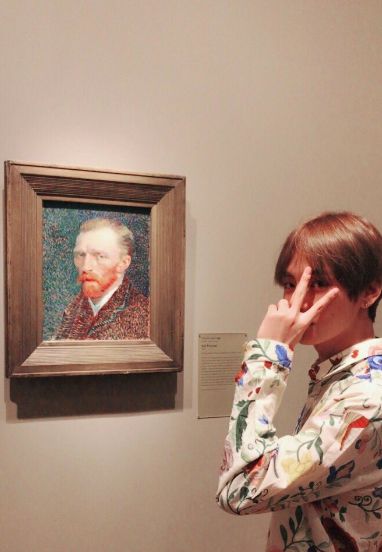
[5,161,185,377]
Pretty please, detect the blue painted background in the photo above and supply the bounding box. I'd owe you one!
[42,201,150,340]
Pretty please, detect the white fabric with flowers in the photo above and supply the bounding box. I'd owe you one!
[217,338,382,552]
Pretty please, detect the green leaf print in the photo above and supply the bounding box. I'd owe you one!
[247,340,272,362]
[236,400,247,408]
[247,353,263,361]
[239,486,249,500]
[235,416,247,452]
[339,506,347,522]
[295,505,303,525]
[235,402,251,451]
[280,524,288,546]
[314,436,324,464]
[363,531,380,540]
[249,341,260,349]
[288,517,295,534]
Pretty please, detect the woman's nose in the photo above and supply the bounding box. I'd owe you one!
[300,290,314,312]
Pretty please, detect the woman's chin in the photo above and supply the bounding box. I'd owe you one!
[300,325,317,344]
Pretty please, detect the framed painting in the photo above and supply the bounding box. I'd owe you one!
[5,161,185,377]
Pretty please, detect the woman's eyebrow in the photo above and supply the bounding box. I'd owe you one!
[282,269,328,280]
[282,272,295,280]
[311,267,329,277]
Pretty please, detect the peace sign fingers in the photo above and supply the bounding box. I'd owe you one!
[300,286,340,327]
[257,264,340,347]
[290,266,312,314]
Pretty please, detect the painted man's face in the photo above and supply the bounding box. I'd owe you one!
[73,227,131,299]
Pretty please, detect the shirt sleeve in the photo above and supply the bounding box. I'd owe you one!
[216,338,382,515]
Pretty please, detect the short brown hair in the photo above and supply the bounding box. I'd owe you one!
[274,212,382,322]
[79,218,135,257]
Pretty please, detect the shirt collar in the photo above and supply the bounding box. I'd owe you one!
[309,337,382,382]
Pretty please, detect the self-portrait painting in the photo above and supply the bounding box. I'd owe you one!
[43,201,150,341]
[6,162,184,377]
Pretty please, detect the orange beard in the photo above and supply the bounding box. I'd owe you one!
[77,269,119,299]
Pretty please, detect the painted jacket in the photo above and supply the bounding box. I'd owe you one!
[54,275,149,340]
[216,338,382,552]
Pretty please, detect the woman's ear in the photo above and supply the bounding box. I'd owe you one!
[362,281,382,309]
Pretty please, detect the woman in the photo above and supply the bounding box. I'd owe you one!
[217,212,382,552]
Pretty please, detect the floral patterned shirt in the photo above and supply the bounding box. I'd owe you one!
[216,338,382,552]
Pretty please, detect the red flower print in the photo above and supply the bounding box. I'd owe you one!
[220,440,233,474]
[309,363,320,381]
[351,349,359,358]
[321,517,359,552]
[309,368,317,381]
[264,361,272,368]
[340,415,369,449]
[234,362,247,384]
[243,455,267,480]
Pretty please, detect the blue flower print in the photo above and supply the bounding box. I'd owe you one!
[368,355,382,371]
[356,366,371,381]
[373,487,382,498]
[356,373,371,381]
[326,460,355,484]
[275,344,291,368]
[258,415,269,425]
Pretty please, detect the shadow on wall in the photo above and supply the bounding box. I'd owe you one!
[8,372,177,419]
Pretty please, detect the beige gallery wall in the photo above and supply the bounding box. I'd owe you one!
[0,1,382,551]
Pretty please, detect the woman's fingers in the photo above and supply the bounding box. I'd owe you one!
[302,287,339,324]
[277,299,290,312]
[290,267,312,313]
[258,269,339,346]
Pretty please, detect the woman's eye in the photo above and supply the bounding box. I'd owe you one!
[310,279,328,289]
[283,282,295,290]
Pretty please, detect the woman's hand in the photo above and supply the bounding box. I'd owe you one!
[256,267,339,348]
